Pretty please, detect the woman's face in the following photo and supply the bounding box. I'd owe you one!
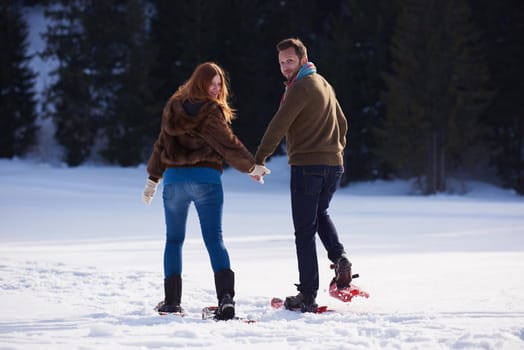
[208,74,221,99]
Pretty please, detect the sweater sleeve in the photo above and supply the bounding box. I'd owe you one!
[146,100,174,179]
[146,131,167,180]
[255,84,307,165]
[336,100,348,150]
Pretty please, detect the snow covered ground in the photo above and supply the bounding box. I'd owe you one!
[1,156,523,350]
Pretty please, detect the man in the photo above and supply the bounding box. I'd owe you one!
[254,38,352,312]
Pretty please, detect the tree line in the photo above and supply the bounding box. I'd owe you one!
[2,0,523,195]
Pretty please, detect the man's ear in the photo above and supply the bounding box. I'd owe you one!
[301,56,308,65]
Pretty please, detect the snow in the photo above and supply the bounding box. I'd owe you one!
[8,5,524,349]
[1,156,524,350]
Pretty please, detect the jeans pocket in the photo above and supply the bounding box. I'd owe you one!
[190,183,223,205]
[327,167,343,194]
[292,167,325,196]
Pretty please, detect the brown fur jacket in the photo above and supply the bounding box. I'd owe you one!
[147,97,255,180]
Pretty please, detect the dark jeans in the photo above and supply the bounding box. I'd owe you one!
[290,165,346,298]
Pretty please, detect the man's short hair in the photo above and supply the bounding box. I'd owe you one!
[276,38,308,60]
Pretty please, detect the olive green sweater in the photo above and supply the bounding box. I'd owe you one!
[255,73,348,166]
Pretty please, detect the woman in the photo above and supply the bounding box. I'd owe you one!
[142,62,269,320]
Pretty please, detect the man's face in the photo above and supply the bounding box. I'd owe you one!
[278,47,306,80]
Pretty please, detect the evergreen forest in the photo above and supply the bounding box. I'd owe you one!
[2,0,523,194]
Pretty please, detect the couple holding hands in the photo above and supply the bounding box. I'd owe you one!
[142,38,352,319]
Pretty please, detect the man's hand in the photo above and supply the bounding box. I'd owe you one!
[142,178,159,205]
[249,165,271,184]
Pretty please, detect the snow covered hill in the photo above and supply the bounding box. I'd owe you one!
[1,157,523,349]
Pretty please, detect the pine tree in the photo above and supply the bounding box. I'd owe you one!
[97,0,156,166]
[0,2,38,158]
[148,0,221,102]
[213,0,289,153]
[43,0,155,166]
[146,0,223,153]
[42,1,97,166]
[319,0,395,183]
[376,0,492,194]
[472,0,524,194]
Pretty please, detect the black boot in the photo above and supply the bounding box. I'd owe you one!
[284,292,318,313]
[214,269,235,320]
[156,274,184,314]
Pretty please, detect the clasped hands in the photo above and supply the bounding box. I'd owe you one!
[248,164,271,184]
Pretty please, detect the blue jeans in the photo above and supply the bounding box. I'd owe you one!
[162,182,230,278]
[290,165,346,297]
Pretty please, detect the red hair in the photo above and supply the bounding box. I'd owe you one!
[173,62,235,122]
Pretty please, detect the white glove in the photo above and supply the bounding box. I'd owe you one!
[249,165,271,184]
[142,178,159,205]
